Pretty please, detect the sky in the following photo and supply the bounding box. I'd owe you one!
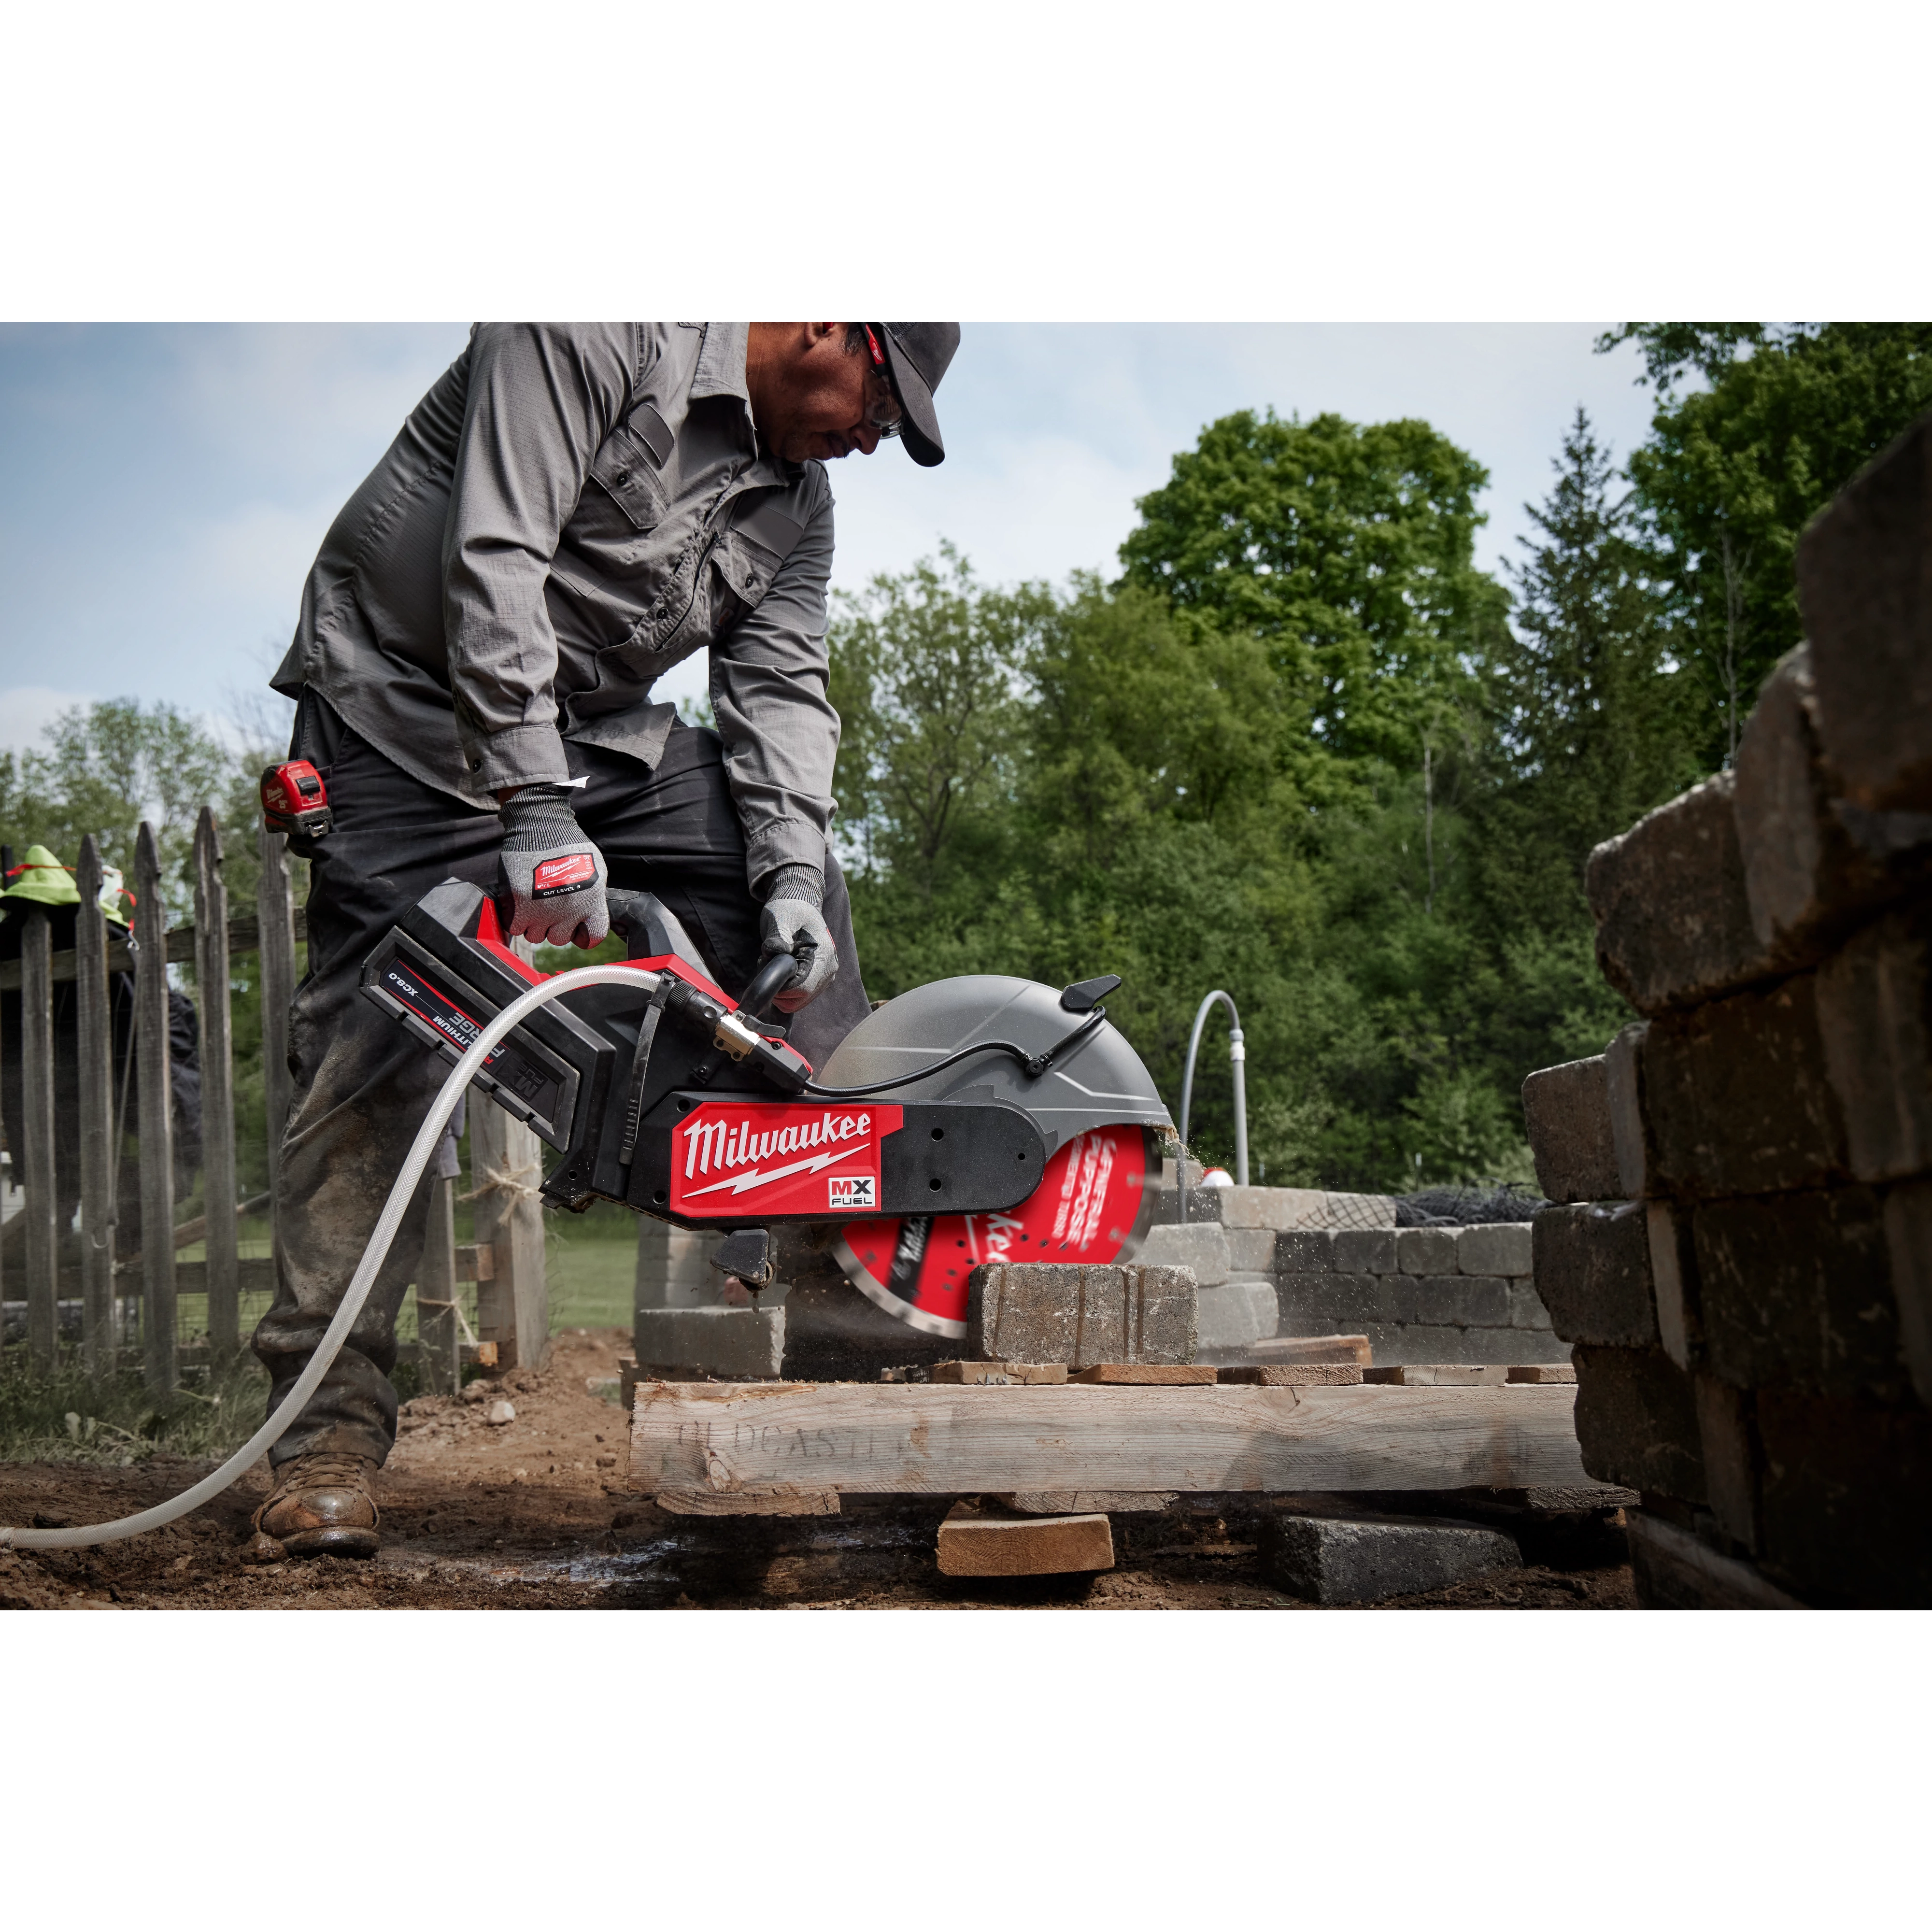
[0,323,1662,753]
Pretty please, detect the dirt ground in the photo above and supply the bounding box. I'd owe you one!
[0,1328,1637,1610]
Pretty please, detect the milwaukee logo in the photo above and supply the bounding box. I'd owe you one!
[532,852,597,895]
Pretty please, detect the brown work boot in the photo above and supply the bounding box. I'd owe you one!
[253,1451,382,1559]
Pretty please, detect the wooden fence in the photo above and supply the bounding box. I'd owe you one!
[0,810,547,1392]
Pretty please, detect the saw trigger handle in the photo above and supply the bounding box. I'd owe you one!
[742,946,805,1021]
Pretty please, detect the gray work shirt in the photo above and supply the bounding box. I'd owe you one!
[272,323,838,889]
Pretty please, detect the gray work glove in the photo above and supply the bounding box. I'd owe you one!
[758,864,837,1013]
[496,785,610,948]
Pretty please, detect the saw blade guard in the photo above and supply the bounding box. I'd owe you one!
[819,975,1174,1335]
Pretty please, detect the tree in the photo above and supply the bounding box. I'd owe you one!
[1118,409,1506,770]
[1604,324,1932,767]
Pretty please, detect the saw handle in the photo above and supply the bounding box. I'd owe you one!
[741,945,805,1022]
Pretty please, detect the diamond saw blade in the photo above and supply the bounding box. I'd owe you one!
[833,1122,1161,1339]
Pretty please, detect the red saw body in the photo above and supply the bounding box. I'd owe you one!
[361,881,1172,1333]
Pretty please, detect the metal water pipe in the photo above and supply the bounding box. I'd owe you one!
[1176,990,1248,1222]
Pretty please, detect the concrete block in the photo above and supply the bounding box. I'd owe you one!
[1695,1374,1762,1553]
[1394,1224,1458,1276]
[1507,1277,1555,1330]
[1323,1192,1399,1228]
[1642,975,1849,1198]
[1733,646,1899,964]
[1881,1177,1932,1406]
[1455,1222,1533,1278]
[965,1263,1197,1367]
[1194,1278,1279,1352]
[1692,1186,1904,1398]
[1137,1219,1230,1287]
[633,1306,786,1379]
[1275,1271,1387,1330]
[1151,1187,1225,1224]
[937,1508,1115,1577]
[1797,409,1932,814]
[635,1222,725,1311]
[1816,905,1932,1184]
[1357,1322,1571,1367]
[1532,1202,1657,1347]
[1333,1227,1398,1275]
[1571,1344,1706,1503]
[1605,1022,1651,1198]
[1223,1225,1279,1274]
[1585,771,1773,1016]
[1645,1202,1701,1370]
[1521,1054,1622,1202]
[1276,1228,1335,1274]
[1260,1512,1521,1605]
[1217,1185,1327,1230]
[1756,1387,1932,1605]
[1411,1274,1512,1327]
[1626,1512,1806,1610]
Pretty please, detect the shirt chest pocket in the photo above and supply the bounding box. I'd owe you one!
[712,493,806,611]
[584,402,676,533]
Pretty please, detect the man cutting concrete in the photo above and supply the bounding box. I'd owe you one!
[255,323,960,1556]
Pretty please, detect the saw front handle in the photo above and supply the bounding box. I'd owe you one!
[741,946,804,1021]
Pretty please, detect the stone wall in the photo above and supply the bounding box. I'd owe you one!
[1521,410,1932,1608]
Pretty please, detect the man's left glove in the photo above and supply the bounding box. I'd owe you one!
[496,785,610,948]
[758,864,837,1013]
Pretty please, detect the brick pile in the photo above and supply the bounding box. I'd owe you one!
[1522,412,1932,1608]
[1143,1185,1557,1365]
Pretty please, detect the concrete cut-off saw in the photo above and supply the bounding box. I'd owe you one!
[362,879,1177,1339]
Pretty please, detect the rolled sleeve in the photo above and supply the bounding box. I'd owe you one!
[710,484,840,891]
[442,324,639,788]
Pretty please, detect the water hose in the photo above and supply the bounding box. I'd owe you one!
[0,961,657,1552]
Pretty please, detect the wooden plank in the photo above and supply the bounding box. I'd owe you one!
[60,1256,277,1300]
[1070,1363,1217,1385]
[414,1172,462,1397]
[929,1361,1066,1385]
[1507,1364,1577,1384]
[1364,1364,1511,1386]
[133,824,176,1394]
[469,941,548,1371]
[629,1382,1593,1497]
[0,905,309,990]
[655,1487,841,1517]
[192,808,239,1355]
[256,826,298,1222]
[937,1508,1115,1577]
[73,838,117,1378]
[19,909,60,1371]
[999,1491,1177,1513]
[1219,1364,1363,1385]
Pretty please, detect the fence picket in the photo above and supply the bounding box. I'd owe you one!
[256,826,296,1220]
[193,808,239,1355]
[415,1173,462,1396]
[19,909,59,1371]
[134,824,177,1395]
[73,838,117,1378]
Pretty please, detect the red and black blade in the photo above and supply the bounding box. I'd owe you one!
[834,1123,1159,1339]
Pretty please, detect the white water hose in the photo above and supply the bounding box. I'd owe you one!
[0,962,656,1552]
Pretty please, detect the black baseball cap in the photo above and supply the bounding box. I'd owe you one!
[870,324,961,467]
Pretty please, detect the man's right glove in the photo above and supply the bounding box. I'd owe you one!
[496,785,610,948]
[758,864,838,1013]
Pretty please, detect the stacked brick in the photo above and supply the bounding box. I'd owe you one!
[1142,1181,1557,1364]
[1522,411,1932,1608]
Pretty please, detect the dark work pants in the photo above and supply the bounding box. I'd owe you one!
[252,718,870,1467]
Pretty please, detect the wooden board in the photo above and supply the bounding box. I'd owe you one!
[655,1486,841,1517]
[1070,1363,1218,1385]
[1250,1335,1373,1366]
[628,1381,1591,1497]
[1219,1364,1363,1386]
[1364,1364,1512,1385]
[1507,1364,1577,1383]
[930,1361,1068,1385]
[937,1509,1114,1577]
[997,1491,1178,1513]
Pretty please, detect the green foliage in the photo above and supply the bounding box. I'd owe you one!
[0,1350,271,1467]
[1609,324,1932,766]
[1118,409,1507,768]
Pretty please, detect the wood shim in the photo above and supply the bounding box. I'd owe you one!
[1507,1363,1578,1383]
[1364,1364,1512,1385]
[1070,1364,1218,1385]
[1219,1364,1364,1386]
[929,1362,1069,1384]
[937,1509,1115,1577]
[1250,1335,1373,1366]
[998,1491,1178,1513]
[627,1381,1591,1496]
